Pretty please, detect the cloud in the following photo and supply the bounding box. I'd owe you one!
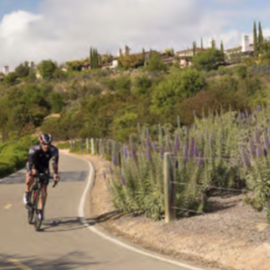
[0,0,263,70]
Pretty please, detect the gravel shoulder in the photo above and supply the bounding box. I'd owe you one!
[63,150,270,270]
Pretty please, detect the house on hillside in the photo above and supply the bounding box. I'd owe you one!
[175,48,206,67]
[3,65,9,75]
[225,35,254,64]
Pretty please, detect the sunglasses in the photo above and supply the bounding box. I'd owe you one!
[41,143,51,146]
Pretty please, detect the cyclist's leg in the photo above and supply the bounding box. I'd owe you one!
[24,162,35,205]
[38,168,49,212]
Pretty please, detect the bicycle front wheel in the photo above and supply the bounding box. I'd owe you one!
[34,188,45,231]
[27,186,36,224]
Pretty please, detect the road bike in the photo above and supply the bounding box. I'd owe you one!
[27,172,58,231]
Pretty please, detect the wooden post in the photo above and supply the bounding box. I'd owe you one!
[91,138,94,154]
[80,139,83,152]
[86,138,89,151]
[164,152,176,223]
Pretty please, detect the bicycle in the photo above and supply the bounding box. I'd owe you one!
[27,172,58,231]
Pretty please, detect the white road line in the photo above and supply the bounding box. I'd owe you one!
[72,154,207,270]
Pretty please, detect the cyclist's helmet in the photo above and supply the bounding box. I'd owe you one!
[39,133,53,145]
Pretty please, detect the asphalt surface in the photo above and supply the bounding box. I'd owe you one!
[0,153,207,270]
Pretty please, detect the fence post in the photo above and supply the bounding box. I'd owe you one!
[91,138,94,155]
[80,138,83,152]
[86,138,89,151]
[164,152,176,223]
[70,139,73,151]
[74,139,77,152]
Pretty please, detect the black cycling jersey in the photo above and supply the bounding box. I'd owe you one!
[27,145,59,174]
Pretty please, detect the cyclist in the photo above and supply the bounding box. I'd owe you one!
[23,133,60,217]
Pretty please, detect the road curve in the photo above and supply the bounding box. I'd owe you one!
[0,153,208,270]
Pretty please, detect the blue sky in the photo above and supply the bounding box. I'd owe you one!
[0,0,40,20]
[0,0,270,70]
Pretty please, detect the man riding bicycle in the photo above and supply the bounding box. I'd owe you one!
[23,133,60,216]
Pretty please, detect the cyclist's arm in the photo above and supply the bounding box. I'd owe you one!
[51,148,59,174]
[28,147,37,170]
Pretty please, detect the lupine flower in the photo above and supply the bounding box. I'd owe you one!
[245,109,249,118]
[175,160,179,169]
[249,138,256,158]
[153,142,157,152]
[264,132,270,150]
[237,113,242,121]
[129,138,138,163]
[200,194,205,202]
[254,128,260,144]
[121,176,126,186]
[122,146,128,159]
[256,145,263,157]
[183,142,188,163]
[109,166,113,174]
[197,153,203,167]
[264,148,268,157]
[193,144,198,157]
[146,141,152,162]
[102,172,107,179]
[188,137,194,158]
[112,154,118,166]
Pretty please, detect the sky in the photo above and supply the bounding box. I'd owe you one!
[0,0,270,71]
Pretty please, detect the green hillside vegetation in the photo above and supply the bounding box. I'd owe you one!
[0,136,37,178]
[1,53,270,143]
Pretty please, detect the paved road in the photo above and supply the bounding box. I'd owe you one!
[0,154,207,270]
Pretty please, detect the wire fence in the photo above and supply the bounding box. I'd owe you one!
[163,152,248,223]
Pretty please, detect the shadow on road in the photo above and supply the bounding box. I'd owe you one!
[0,251,101,270]
[40,210,124,233]
[0,171,89,185]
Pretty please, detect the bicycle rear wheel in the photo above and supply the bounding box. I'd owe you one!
[34,188,45,231]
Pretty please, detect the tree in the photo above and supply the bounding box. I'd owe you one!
[193,41,197,56]
[90,47,99,69]
[49,92,64,113]
[146,52,167,72]
[142,48,146,63]
[15,62,30,78]
[253,21,258,56]
[193,48,225,71]
[38,60,57,79]
[3,72,18,85]
[220,40,224,53]
[258,21,264,54]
